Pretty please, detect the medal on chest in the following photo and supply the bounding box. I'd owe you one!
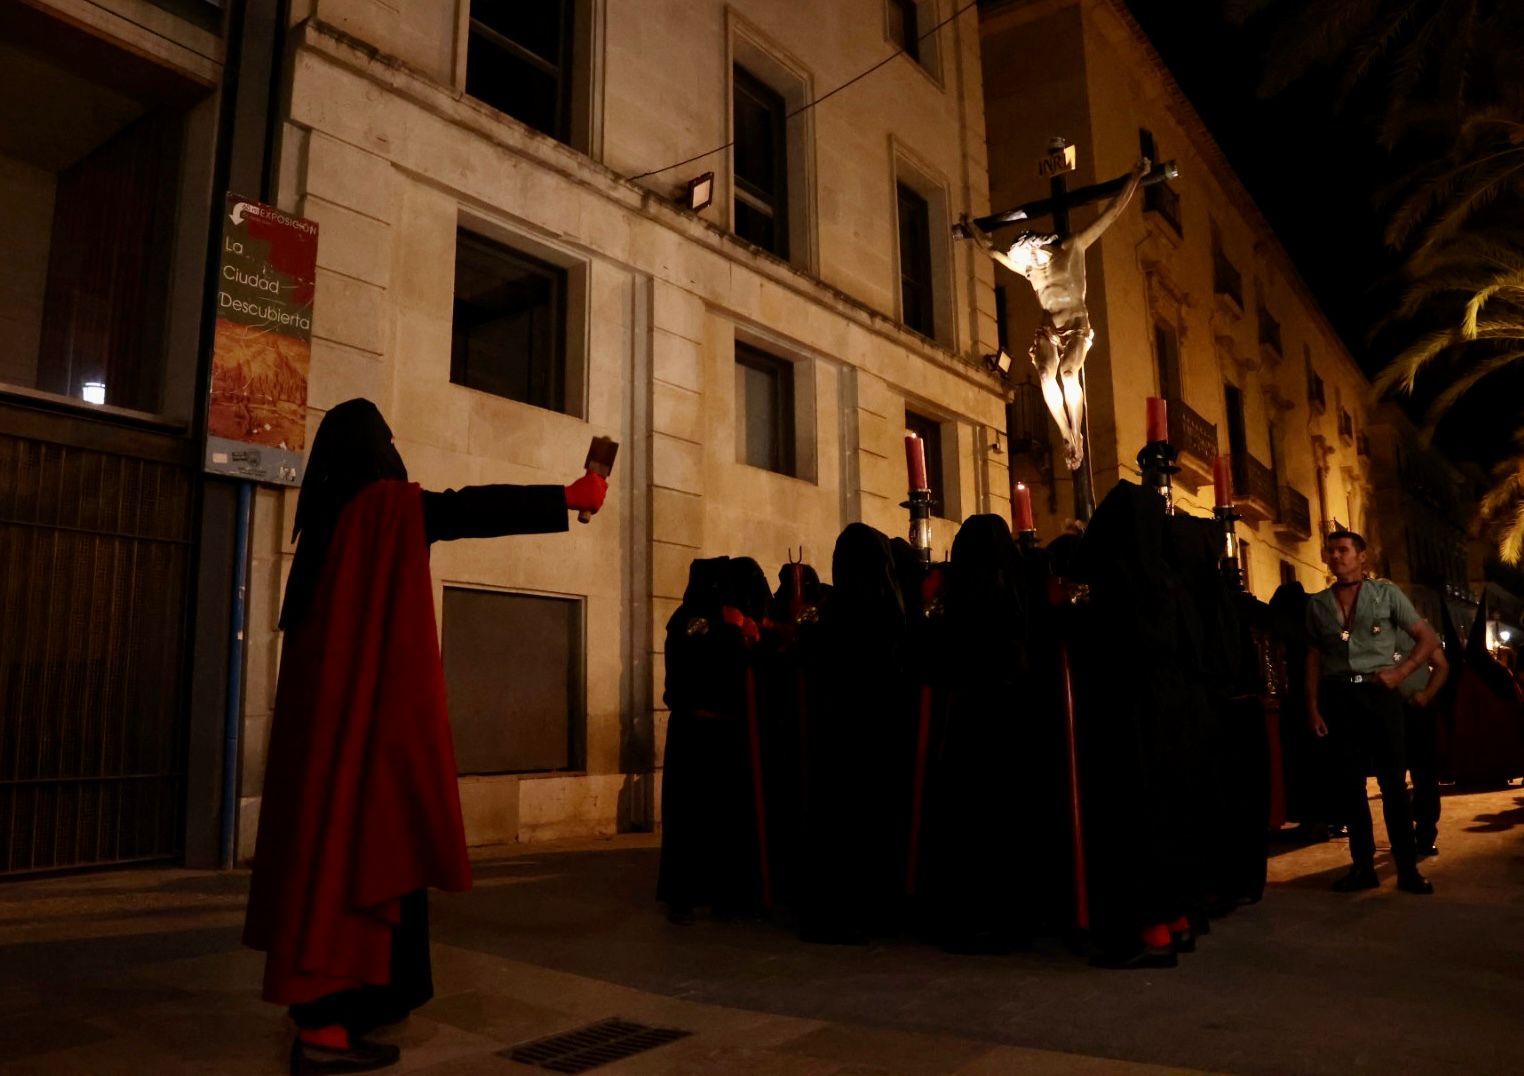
[1340,629,1350,642]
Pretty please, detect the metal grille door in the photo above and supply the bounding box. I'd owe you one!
[0,430,193,875]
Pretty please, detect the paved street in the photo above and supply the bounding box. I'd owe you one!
[0,786,1520,1075]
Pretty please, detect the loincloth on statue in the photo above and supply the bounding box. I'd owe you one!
[1028,321,1094,362]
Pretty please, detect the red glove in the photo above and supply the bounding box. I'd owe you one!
[565,472,608,514]
[721,606,761,647]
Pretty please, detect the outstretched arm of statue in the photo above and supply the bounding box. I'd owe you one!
[955,213,1023,276]
[1074,157,1150,249]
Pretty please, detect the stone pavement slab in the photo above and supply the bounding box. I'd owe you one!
[0,786,1519,1074]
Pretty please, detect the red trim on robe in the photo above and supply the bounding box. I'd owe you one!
[243,480,471,1005]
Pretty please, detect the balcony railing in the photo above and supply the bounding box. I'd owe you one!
[1166,396,1217,491]
[1007,381,1050,455]
[1276,485,1313,541]
[1232,451,1278,522]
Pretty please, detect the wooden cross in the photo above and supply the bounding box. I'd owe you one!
[979,138,1178,521]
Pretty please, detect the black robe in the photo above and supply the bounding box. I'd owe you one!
[1069,482,1211,943]
[1167,514,1268,906]
[797,524,912,941]
[921,515,1032,951]
[657,557,764,914]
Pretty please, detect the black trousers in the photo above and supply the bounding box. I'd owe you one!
[288,890,433,1033]
[1405,702,1441,847]
[1318,680,1417,873]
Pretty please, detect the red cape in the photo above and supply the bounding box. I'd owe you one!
[243,480,471,1005]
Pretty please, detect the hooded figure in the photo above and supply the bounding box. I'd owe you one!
[761,559,827,909]
[657,557,772,921]
[1165,512,1268,911]
[921,514,1032,952]
[797,523,911,942]
[243,399,605,1075]
[1068,481,1213,968]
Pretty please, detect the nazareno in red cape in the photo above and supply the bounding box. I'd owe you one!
[243,480,471,1005]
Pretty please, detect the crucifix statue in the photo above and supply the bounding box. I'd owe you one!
[957,138,1177,521]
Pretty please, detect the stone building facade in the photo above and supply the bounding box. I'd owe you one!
[979,0,1376,598]
[235,0,1009,855]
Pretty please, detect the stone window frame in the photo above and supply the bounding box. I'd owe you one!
[730,321,820,485]
[883,0,945,86]
[903,400,960,521]
[453,207,593,421]
[727,13,819,273]
[891,140,957,351]
[452,0,606,158]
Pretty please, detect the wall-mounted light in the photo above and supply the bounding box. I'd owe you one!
[682,172,714,213]
[987,425,1005,454]
[983,349,1013,380]
[81,381,106,406]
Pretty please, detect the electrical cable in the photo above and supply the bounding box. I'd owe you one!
[627,0,982,182]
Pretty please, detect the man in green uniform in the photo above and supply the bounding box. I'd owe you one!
[1305,530,1439,894]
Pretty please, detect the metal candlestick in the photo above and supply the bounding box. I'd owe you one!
[1136,440,1180,516]
[901,488,935,567]
[1214,504,1244,591]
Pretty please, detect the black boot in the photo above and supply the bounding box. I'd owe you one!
[1089,944,1178,970]
[290,1037,400,1075]
[1396,869,1434,895]
[1330,865,1379,892]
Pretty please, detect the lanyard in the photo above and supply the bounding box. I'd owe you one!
[1337,581,1363,643]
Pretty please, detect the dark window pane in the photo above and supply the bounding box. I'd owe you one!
[466,1,572,142]
[443,587,583,775]
[737,343,795,476]
[735,200,777,252]
[452,231,568,414]
[897,183,934,338]
[889,0,920,62]
[905,410,946,517]
[1154,321,1181,400]
[473,2,568,65]
[733,66,788,258]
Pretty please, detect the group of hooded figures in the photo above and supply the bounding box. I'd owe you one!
[659,480,1282,966]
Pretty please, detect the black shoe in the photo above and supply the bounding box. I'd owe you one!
[1328,824,1349,839]
[1415,840,1438,859]
[1397,871,1434,895]
[666,904,696,926]
[1171,928,1196,954]
[290,1037,400,1075]
[1331,866,1380,892]
[1089,945,1178,970]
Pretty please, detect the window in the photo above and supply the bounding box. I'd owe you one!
[465,2,575,142]
[443,588,583,774]
[888,0,920,62]
[1139,128,1182,236]
[736,343,796,476]
[1154,321,1183,400]
[1211,221,1242,309]
[452,229,569,414]
[1306,348,1327,413]
[1258,300,1283,356]
[897,183,935,338]
[733,65,789,258]
[1280,560,1297,588]
[994,285,1009,352]
[905,409,948,518]
[1224,381,1248,487]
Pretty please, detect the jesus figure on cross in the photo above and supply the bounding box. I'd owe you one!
[958,156,1150,472]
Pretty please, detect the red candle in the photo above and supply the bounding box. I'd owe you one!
[905,433,929,491]
[1013,481,1035,532]
[1213,453,1233,507]
[1146,397,1168,444]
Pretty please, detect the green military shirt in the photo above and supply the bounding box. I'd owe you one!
[1390,626,1432,699]
[1306,577,1426,677]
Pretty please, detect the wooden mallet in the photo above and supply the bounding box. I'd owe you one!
[578,436,618,524]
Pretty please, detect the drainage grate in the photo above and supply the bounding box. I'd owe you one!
[502,1018,691,1073]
